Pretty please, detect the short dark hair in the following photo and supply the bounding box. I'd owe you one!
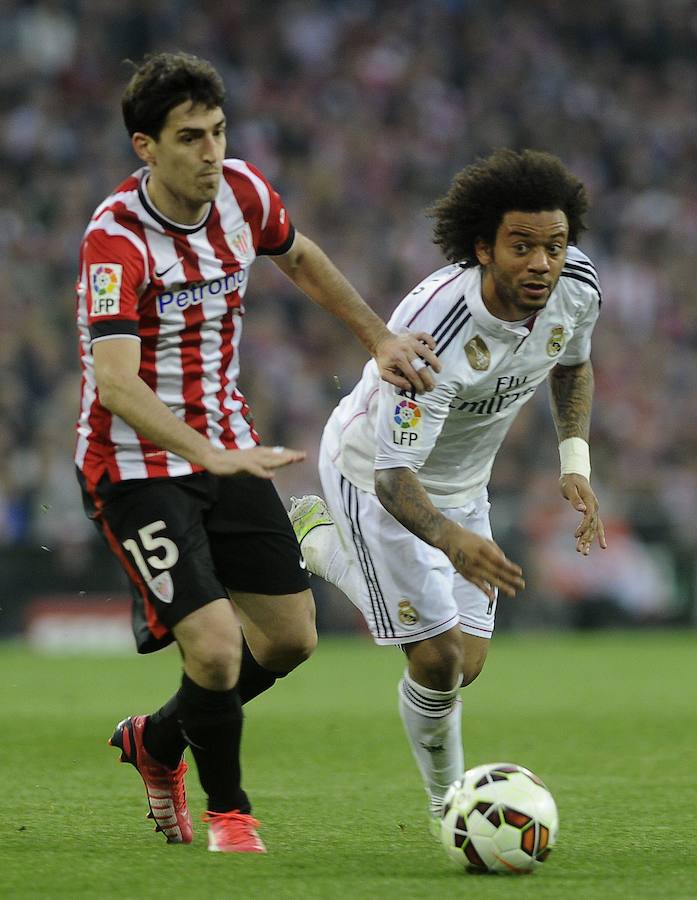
[122,51,225,139]
[429,149,589,263]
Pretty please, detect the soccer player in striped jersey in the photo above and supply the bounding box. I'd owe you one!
[74,51,440,853]
[291,149,607,832]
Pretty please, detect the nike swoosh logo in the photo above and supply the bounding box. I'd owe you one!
[154,257,184,279]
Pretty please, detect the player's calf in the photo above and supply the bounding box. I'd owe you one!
[398,669,464,821]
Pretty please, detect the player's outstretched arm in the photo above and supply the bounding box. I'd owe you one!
[272,231,441,393]
[374,466,525,603]
[548,360,607,554]
[93,338,304,478]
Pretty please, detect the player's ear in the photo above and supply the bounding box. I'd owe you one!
[474,237,493,266]
[132,132,157,165]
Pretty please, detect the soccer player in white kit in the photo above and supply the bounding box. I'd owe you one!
[292,149,607,828]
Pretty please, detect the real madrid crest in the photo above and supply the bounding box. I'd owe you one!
[546,325,566,357]
[398,599,420,626]
[464,335,490,371]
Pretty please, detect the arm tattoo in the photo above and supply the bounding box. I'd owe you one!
[374,467,448,549]
[548,360,594,441]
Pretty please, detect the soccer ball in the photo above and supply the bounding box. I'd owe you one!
[439,762,559,874]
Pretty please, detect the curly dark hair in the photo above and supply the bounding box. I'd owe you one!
[122,51,225,139]
[429,149,589,263]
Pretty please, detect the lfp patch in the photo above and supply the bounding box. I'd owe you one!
[89,263,122,316]
[394,399,422,430]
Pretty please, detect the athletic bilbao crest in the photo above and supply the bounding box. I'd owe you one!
[546,325,566,357]
[147,571,174,604]
[225,223,255,266]
[465,335,490,371]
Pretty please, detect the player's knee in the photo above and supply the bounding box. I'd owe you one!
[423,656,463,692]
[287,629,318,669]
[186,639,241,689]
[408,635,463,692]
[262,626,318,673]
[461,647,489,687]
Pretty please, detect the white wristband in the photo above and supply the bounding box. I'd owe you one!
[558,437,591,481]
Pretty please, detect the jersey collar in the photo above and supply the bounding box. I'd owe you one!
[138,169,213,234]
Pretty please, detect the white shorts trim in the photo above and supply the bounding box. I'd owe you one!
[318,436,497,645]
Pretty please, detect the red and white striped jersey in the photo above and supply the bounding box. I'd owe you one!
[75,159,294,488]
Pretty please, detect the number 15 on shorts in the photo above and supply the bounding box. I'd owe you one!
[123,520,179,604]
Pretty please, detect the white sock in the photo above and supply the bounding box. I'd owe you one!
[301,522,362,606]
[398,669,464,816]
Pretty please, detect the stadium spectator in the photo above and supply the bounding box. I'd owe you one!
[1,1,695,626]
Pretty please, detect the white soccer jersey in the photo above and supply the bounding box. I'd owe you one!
[74,159,293,488]
[323,246,601,507]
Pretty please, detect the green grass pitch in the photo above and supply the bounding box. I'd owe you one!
[2,630,696,899]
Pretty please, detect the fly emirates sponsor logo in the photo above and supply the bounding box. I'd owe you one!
[155,269,247,315]
[449,374,536,415]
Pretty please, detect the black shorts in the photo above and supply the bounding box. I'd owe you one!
[79,470,310,653]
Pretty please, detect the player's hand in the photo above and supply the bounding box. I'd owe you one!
[203,445,306,479]
[559,474,607,555]
[441,521,525,603]
[374,330,442,393]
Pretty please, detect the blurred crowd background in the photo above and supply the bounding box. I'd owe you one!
[1,0,696,639]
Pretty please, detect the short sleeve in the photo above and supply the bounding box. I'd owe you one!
[558,291,601,365]
[243,162,295,256]
[374,266,466,471]
[82,229,146,341]
[373,378,456,473]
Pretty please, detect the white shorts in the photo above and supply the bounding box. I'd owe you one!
[318,438,497,645]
